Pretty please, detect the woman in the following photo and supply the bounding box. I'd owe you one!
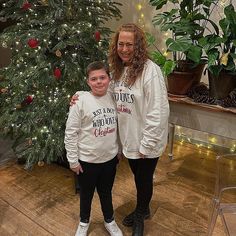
[71,23,169,236]
[108,23,169,236]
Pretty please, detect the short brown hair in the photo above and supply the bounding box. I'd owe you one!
[86,61,110,78]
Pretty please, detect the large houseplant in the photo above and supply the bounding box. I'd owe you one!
[199,3,236,99]
[149,0,220,95]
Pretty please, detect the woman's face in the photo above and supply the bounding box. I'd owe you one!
[117,31,134,65]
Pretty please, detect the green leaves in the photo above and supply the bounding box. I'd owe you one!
[150,51,176,77]
[166,37,192,52]
[149,0,225,73]
[166,37,202,63]
[149,0,236,78]
[151,51,166,65]
[202,4,236,77]
[146,32,176,77]
[0,0,122,168]
[149,0,168,10]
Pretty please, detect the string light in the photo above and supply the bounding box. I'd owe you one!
[136,2,146,29]
[209,137,217,143]
[163,51,168,57]
[219,0,227,7]
[175,126,235,153]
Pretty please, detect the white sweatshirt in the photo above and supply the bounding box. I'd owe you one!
[110,59,169,159]
[64,92,118,168]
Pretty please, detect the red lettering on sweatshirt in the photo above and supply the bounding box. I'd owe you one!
[94,127,116,137]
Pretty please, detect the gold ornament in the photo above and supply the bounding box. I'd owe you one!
[15,104,22,109]
[40,0,48,6]
[0,88,8,93]
[28,139,32,146]
[55,49,62,57]
[38,160,45,167]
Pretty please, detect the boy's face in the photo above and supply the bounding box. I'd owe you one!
[87,68,110,96]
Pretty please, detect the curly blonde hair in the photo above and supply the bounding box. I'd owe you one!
[108,23,149,85]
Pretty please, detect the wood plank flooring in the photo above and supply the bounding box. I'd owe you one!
[0,140,229,236]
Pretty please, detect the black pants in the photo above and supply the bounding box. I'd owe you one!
[128,157,159,214]
[78,156,118,223]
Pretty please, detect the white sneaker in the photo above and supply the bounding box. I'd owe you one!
[104,220,123,236]
[75,222,90,236]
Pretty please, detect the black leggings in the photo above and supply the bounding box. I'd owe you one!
[78,157,118,223]
[128,157,159,214]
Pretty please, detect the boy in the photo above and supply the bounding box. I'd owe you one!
[64,61,123,236]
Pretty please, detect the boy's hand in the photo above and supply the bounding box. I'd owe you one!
[71,164,83,175]
[70,94,79,106]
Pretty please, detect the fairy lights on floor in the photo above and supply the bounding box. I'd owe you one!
[175,126,236,153]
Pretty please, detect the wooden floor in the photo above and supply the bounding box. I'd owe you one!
[0,140,229,236]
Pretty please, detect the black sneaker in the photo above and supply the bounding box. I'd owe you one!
[132,213,144,236]
[122,209,150,227]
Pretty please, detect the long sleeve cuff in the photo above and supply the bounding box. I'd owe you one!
[69,161,80,169]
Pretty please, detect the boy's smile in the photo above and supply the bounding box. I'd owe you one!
[87,69,110,96]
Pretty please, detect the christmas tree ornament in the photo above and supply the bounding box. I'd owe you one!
[40,0,48,6]
[0,0,122,169]
[2,42,8,48]
[55,49,62,57]
[15,104,22,109]
[22,2,32,10]
[94,31,101,42]
[0,88,8,93]
[38,160,45,167]
[25,95,34,105]
[28,139,32,145]
[27,38,39,48]
[54,68,62,79]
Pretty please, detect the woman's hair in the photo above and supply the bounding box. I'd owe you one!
[108,23,149,85]
[86,61,110,77]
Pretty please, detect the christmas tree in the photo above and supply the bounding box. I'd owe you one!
[0,0,121,169]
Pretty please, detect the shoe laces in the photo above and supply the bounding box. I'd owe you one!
[78,223,89,235]
[80,225,88,233]
[107,221,119,233]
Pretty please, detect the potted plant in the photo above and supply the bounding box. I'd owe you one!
[199,3,236,99]
[149,0,219,95]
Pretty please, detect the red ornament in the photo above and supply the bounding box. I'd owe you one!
[54,68,62,79]
[94,31,101,42]
[25,95,33,105]
[22,2,31,10]
[28,38,39,48]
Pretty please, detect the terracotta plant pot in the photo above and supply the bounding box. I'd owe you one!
[208,70,236,99]
[167,62,205,95]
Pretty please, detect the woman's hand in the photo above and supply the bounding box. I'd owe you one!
[71,164,83,175]
[139,152,146,159]
[70,94,79,106]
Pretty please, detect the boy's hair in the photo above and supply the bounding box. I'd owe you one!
[86,61,110,77]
